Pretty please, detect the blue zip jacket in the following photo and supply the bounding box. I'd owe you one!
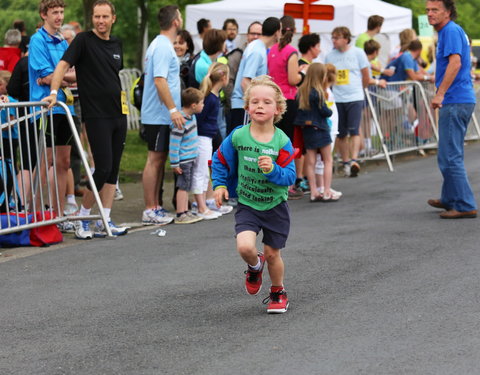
[212,125,298,199]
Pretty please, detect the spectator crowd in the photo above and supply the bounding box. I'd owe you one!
[0,0,477,242]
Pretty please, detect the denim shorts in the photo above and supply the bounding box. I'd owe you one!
[235,201,290,249]
[175,161,195,191]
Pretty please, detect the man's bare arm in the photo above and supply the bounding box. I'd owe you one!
[154,76,185,129]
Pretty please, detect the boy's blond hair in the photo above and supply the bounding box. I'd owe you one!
[243,75,286,124]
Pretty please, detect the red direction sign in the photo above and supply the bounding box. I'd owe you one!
[284,1,335,34]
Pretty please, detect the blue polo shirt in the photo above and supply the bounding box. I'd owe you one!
[28,27,74,116]
[141,35,181,125]
[384,51,419,82]
[436,21,475,104]
[1,96,18,139]
[231,39,268,109]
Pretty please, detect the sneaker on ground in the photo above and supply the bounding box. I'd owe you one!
[263,288,289,314]
[75,220,93,240]
[114,187,124,201]
[142,209,174,225]
[343,163,351,177]
[227,197,238,207]
[63,202,78,216]
[155,207,174,218]
[245,253,265,295]
[94,220,128,237]
[197,209,221,220]
[57,220,75,233]
[174,212,203,224]
[206,200,233,214]
[350,161,360,177]
[298,178,310,194]
[288,187,303,200]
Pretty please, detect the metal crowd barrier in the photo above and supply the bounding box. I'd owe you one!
[0,101,111,237]
[362,81,480,171]
[119,68,142,130]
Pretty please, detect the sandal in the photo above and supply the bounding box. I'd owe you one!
[310,194,323,202]
[322,191,341,202]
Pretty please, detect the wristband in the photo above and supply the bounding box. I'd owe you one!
[169,107,178,114]
[424,75,428,81]
[375,79,379,86]
[380,68,384,74]
[50,90,58,96]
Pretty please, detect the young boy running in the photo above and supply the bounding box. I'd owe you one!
[212,75,297,314]
[170,88,204,224]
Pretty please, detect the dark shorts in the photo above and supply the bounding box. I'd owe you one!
[235,201,290,249]
[276,99,298,142]
[175,161,194,191]
[37,114,74,147]
[144,124,170,152]
[336,101,364,138]
[302,126,332,150]
[228,108,248,135]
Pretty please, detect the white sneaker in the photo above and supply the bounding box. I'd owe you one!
[197,209,221,220]
[75,220,93,240]
[114,187,124,201]
[63,202,78,216]
[206,200,233,214]
[94,220,128,237]
[57,220,75,233]
[142,209,174,225]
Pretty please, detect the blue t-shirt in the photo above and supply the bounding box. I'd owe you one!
[231,39,268,109]
[195,50,212,85]
[141,35,181,125]
[28,27,74,117]
[436,21,475,104]
[325,46,369,103]
[1,96,18,139]
[385,51,419,82]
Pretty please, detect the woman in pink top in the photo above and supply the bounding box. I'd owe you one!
[267,16,305,142]
[268,16,307,199]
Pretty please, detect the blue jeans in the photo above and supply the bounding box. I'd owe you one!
[437,103,477,212]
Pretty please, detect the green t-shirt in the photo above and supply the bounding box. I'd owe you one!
[232,124,289,211]
[355,32,371,48]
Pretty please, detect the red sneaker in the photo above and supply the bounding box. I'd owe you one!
[263,288,289,314]
[244,253,265,295]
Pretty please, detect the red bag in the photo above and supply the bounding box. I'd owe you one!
[30,211,63,247]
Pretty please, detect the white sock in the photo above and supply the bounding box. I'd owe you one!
[79,205,91,217]
[67,194,76,204]
[103,208,111,221]
[249,257,262,270]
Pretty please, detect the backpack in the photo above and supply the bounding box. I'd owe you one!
[130,73,145,111]
[186,52,202,89]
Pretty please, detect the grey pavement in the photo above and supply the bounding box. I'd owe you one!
[1,144,480,374]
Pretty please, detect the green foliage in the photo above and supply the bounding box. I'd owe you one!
[384,0,480,38]
[0,0,215,69]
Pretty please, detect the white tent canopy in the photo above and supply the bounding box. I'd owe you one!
[185,0,412,36]
[186,0,412,63]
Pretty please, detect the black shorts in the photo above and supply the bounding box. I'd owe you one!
[144,124,170,152]
[37,114,74,147]
[175,161,194,191]
[336,101,364,138]
[235,201,290,249]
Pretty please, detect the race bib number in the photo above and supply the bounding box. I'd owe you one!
[62,88,74,106]
[121,91,129,115]
[336,69,350,85]
[326,101,334,109]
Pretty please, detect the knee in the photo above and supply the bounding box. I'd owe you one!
[237,242,256,258]
[264,249,280,264]
[56,156,71,171]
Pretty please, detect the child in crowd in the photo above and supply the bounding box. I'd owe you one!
[295,63,339,202]
[192,62,230,220]
[0,70,19,213]
[315,63,342,198]
[212,75,297,314]
[170,87,205,224]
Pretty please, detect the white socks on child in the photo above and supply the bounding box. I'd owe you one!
[249,257,262,271]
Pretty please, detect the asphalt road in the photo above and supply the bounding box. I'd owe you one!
[1,145,480,375]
